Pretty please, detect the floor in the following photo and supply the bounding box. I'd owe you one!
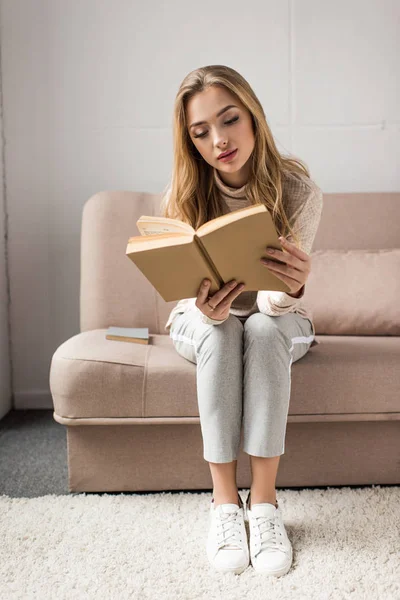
[0,409,69,497]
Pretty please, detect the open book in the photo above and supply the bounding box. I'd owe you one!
[125,204,291,303]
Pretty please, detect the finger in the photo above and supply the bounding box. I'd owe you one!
[221,282,243,302]
[263,259,303,282]
[200,279,211,298]
[263,246,304,271]
[264,263,303,287]
[220,285,243,308]
[279,237,309,262]
[261,257,302,278]
[221,280,239,297]
[233,283,245,295]
[263,252,303,271]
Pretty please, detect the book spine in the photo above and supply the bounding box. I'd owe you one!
[193,235,224,287]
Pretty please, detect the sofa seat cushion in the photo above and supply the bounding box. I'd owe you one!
[50,330,400,422]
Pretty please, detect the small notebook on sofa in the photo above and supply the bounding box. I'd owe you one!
[125,204,290,303]
[105,327,149,344]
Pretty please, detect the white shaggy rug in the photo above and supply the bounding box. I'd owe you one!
[1,486,399,600]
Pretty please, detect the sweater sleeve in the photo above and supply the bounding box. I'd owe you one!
[257,182,323,317]
[199,310,228,325]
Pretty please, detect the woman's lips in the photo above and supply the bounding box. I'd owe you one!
[218,149,238,162]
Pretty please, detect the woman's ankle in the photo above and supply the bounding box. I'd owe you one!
[248,490,278,509]
[212,491,240,507]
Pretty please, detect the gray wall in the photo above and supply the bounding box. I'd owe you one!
[0,0,399,412]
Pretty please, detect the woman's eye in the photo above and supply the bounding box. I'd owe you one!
[194,116,239,139]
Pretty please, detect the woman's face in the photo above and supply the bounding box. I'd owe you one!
[186,85,255,188]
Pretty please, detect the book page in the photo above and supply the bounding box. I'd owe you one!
[137,215,194,236]
[196,204,266,235]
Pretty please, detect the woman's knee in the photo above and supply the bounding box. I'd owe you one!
[196,314,243,354]
[244,312,291,346]
[209,314,243,339]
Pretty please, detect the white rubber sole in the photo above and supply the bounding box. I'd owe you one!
[250,549,293,577]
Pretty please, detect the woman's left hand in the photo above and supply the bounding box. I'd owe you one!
[260,236,310,297]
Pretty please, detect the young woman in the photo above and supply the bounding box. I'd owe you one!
[160,65,323,577]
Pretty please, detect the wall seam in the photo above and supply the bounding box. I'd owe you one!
[289,0,294,150]
[0,7,15,409]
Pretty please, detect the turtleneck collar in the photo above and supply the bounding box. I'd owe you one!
[213,168,248,200]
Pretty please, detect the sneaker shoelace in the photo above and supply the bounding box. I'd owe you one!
[253,516,283,553]
[247,494,285,554]
[215,508,244,551]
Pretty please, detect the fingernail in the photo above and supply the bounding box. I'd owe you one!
[203,280,209,286]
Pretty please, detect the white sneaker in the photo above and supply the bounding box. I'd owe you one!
[246,491,293,577]
[206,493,250,575]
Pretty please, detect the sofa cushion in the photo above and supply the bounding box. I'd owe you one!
[304,248,400,335]
[49,329,400,421]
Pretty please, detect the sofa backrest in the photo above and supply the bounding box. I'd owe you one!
[80,190,400,334]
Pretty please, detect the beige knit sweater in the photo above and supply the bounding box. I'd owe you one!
[164,167,323,344]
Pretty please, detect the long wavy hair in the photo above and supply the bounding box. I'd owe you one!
[160,65,312,248]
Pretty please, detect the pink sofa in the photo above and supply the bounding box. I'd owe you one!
[50,190,400,492]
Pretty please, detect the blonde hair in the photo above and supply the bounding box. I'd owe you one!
[160,65,312,248]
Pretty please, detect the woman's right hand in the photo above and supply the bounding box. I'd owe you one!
[195,278,245,322]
